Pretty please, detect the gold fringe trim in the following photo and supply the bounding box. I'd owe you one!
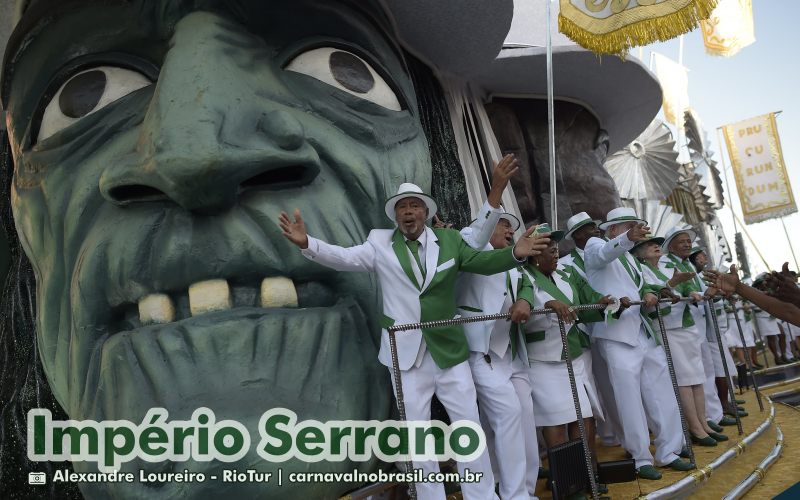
[559,0,718,57]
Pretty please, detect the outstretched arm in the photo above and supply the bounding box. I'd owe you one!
[279,209,376,272]
[705,265,800,326]
[584,223,651,270]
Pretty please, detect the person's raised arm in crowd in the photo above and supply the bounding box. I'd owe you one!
[764,263,800,308]
[705,264,800,326]
[461,154,520,250]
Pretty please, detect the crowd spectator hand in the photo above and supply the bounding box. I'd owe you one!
[643,292,658,308]
[432,215,453,229]
[703,287,719,300]
[513,227,550,259]
[279,209,309,249]
[626,223,652,242]
[660,288,681,304]
[765,263,800,306]
[704,265,741,295]
[668,270,696,287]
[509,299,532,323]
[545,300,577,323]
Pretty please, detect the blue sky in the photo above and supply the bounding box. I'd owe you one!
[638,0,799,275]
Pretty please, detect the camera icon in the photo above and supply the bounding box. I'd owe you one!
[28,472,47,485]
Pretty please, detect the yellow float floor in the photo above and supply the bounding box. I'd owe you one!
[531,378,800,499]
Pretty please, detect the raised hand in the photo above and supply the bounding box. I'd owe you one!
[513,226,550,259]
[487,154,520,208]
[765,268,800,307]
[432,214,454,229]
[704,265,740,294]
[278,209,309,249]
[626,223,651,242]
[668,270,696,287]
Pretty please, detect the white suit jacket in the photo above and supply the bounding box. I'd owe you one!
[522,265,591,362]
[584,233,647,346]
[455,201,530,362]
[302,225,522,370]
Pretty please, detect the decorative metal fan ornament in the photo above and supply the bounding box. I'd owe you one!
[685,109,725,209]
[604,119,681,200]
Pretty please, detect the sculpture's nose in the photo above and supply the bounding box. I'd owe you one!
[99,11,319,215]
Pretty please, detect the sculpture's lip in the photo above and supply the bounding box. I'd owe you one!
[90,295,377,420]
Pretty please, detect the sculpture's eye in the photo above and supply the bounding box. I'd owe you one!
[37,66,152,142]
[285,47,402,111]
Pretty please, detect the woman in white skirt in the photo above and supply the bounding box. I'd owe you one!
[522,225,616,483]
[639,229,726,446]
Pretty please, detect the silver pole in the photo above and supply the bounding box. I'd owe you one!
[386,330,417,500]
[729,301,765,411]
[546,0,558,228]
[706,300,744,435]
[780,217,799,271]
[556,317,599,499]
[749,310,771,368]
[653,304,696,465]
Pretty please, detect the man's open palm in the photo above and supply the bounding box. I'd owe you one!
[279,209,309,249]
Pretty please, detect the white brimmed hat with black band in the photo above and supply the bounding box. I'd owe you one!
[470,212,521,232]
[661,226,698,252]
[563,211,600,241]
[383,183,438,222]
[597,207,647,231]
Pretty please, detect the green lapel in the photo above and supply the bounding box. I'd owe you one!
[391,229,421,290]
[570,249,585,272]
[527,265,573,305]
[618,253,642,288]
[646,262,670,283]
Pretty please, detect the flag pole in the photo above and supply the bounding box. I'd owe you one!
[546,0,558,228]
[780,217,799,270]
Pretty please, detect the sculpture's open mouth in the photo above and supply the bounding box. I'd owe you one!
[108,276,338,333]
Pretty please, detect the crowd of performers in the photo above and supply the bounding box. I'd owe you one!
[278,155,800,500]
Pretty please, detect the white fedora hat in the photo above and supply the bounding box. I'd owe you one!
[661,226,698,252]
[598,207,646,231]
[564,211,600,241]
[472,212,521,232]
[499,212,521,231]
[384,183,438,222]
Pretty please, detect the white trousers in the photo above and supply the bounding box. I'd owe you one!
[470,350,539,500]
[389,352,499,500]
[592,347,622,446]
[701,341,724,423]
[596,330,683,468]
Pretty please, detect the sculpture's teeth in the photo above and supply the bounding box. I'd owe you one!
[138,294,176,325]
[189,279,232,316]
[260,277,299,308]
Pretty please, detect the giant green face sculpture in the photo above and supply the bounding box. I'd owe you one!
[3,0,431,497]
